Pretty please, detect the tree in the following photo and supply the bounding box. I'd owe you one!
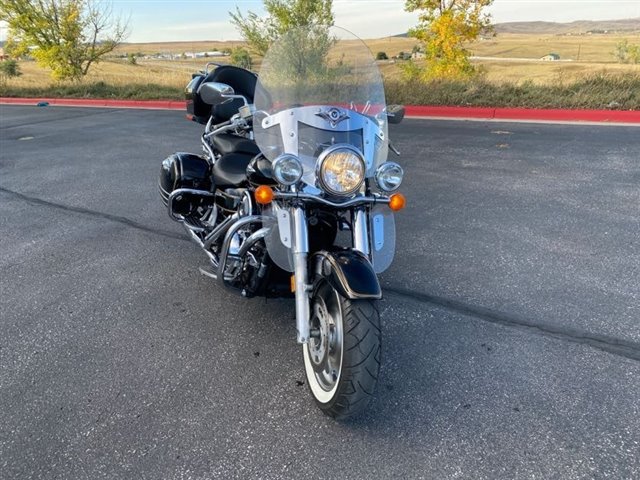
[230,47,253,70]
[229,0,334,56]
[615,39,640,64]
[0,0,128,81]
[404,0,493,80]
[376,51,388,60]
[0,59,22,86]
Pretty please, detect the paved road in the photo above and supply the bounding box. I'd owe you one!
[1,105,639,479]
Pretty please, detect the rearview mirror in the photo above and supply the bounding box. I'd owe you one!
[387,105,406,124]
[198,82,235,105]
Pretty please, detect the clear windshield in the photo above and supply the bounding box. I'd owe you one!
[254,26,389,182]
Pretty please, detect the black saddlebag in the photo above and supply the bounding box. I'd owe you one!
[159,153,213,215]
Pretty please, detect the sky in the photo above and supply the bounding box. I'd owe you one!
[1,1,640,43]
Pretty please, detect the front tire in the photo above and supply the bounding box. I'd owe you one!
[303,281,381,419]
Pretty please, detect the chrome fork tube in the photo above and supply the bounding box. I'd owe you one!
[292,207,310,344]
[353,208,370,257]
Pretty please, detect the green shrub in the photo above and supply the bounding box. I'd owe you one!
[0,59,22,86]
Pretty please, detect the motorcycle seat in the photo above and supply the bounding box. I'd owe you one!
[212,133,260,156]
[212,152,255,187]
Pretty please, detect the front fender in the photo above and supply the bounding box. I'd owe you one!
[311,249,382,300]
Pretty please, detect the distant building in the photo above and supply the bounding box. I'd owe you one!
[195,51,225,58]
[541,53,560,61]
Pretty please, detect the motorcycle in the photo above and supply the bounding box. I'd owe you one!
[159,27,406,418]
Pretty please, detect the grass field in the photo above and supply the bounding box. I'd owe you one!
[2,33,639,108]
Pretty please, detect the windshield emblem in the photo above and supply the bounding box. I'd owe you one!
[317,108,350,128]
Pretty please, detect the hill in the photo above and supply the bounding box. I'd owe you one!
[495,18,640,35]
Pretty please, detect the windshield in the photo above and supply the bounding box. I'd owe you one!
[254,26,389,183]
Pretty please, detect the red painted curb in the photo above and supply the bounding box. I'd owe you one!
[2,97,639,123]
[0,97,187,110]
[405,105,640,123]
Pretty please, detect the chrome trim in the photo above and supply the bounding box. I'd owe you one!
[259,105,387,175]
[204,122,236,139]
[217,216,275,291]
[201,134,215,161]
[203,213,238,249]
[167,188,215,222]
[315,144,366,197]
[236,227,271,258]
[273,154,303,186]
[372,214,385,251]
[184,227,218,264]
[274,191,390,208]
[353,208,370,256]
[158,183,171,205]
[375,162,404,192]
[241,190,254,217]
[198,266,217,280]
[292,207,310,344]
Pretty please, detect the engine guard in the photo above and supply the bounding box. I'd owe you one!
[311,249,382,300]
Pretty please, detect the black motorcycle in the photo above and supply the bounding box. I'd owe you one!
[159,27,406,418]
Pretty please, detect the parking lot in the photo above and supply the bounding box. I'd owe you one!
[1,105,639,479]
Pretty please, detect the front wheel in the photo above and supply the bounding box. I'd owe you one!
[303,281,381,419]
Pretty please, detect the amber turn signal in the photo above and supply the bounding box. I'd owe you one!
[290,275,296,293]
[388,193,406,211]
[255,185,274,205]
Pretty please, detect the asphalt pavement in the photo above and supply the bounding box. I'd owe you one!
[1,105,639,479]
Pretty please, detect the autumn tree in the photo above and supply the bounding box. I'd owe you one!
[229,0,334,56]
[0,0,128,81]
[404,0,493,80]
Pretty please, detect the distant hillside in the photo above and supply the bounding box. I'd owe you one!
[495,18,640,35]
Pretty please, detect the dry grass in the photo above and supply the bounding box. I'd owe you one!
[2,33,639,107]
[475,60,640,85]
[471,33,640,63]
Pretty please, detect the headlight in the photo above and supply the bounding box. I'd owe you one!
[375,162,404,192]
[272,154,303,185]
[317,145,365,196]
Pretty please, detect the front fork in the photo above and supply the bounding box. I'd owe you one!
[292,207,311,344]
[291,206,370,344]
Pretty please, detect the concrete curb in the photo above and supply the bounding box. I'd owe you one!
[2,97,639,124]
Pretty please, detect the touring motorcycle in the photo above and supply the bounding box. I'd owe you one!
[159,27,406,418]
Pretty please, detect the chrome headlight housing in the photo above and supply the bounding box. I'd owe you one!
[272,154,303,185]
[375,162,404,192]
[316,145,365,197]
